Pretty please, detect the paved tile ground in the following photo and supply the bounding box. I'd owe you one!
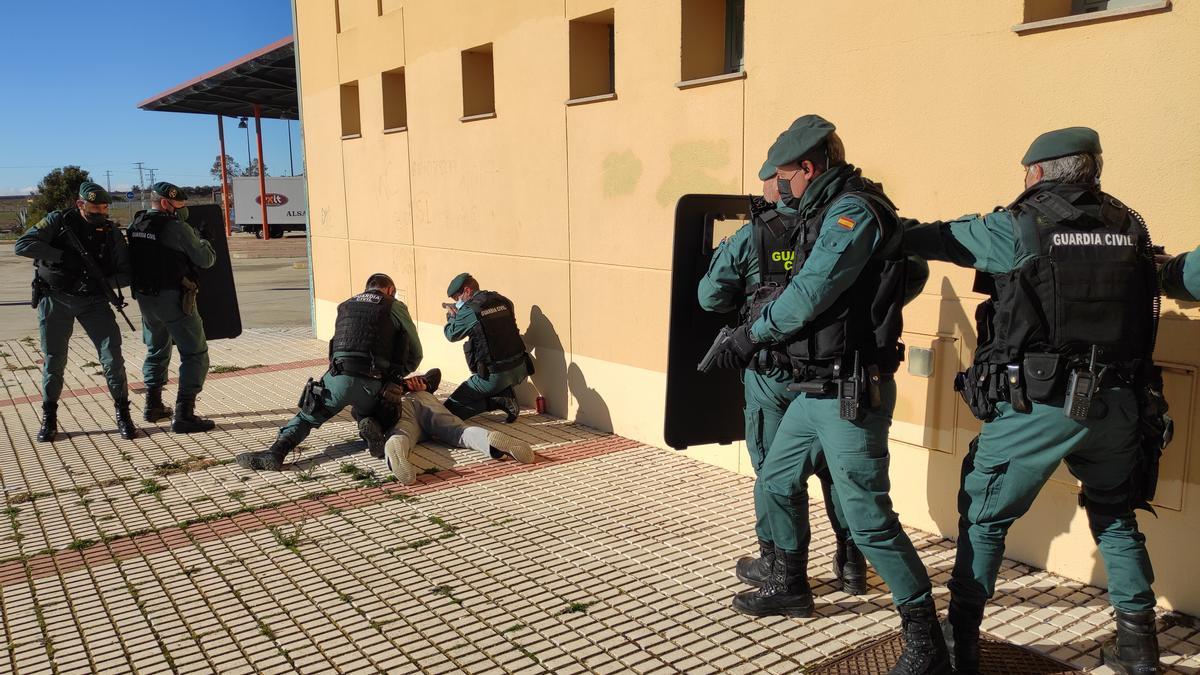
[0,328,1197,674]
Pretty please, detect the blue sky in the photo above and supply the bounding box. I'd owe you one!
[0,1,298,196]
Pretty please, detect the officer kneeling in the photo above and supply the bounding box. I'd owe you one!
[442,273,532,422]
[902,127,1167,675]
[236,273,425,471]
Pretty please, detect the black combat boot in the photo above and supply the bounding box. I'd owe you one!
[358,416,386,459]
[172,398,215,433]
[143,387,172,422]
[833,538,868,595]
[735,538,776,587]
[487,390,519,423]
[945,595,984,674]
[1101,609,1163,675]
[235,434,299,471]
[887,600,951,675]
[731,547,814,618]
[37,401,58,443]
[115,400,139,440]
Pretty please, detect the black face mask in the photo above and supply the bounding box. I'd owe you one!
[82,211,107,225]
[777,177,798,206]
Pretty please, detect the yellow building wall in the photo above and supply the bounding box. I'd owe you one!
[294,0,1200,613]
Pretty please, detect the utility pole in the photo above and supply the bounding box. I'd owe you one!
[146,168,157,186]
[104,170,112,192]
[133,162,146,207]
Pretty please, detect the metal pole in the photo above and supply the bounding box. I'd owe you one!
[254,103,270,240]
[217,116,232,237]
[287,117,294,176]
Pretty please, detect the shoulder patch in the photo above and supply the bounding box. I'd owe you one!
[836,216,856,230]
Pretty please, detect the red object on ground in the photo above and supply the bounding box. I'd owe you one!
[536,395,546,414]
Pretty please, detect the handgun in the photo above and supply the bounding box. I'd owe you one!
[698,326,733,373]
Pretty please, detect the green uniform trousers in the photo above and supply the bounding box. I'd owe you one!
[137,290,208,399]
[759,380,932,606]
[38,291,129,403]
[279,370,385,443]
[745,367,850,545]
[445,363,528,420]
[951,390,1155,612]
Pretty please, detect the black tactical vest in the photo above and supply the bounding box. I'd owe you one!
[127,211,192,295]
[463,291,526,374]
[743,206,800,323]
[329,290,398,365]
[973,182,1155,370]
[780,176,908,376]
[36,210,117,295]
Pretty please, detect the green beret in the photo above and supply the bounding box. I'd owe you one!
[78,181,111,205]
[446,272,471,297]
[757,159,776,182]
[765,115,836,169]
[152,181,188,201]
[1021,127,1102,165]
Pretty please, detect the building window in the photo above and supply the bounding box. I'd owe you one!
[568,9,616,102]
[1018,0,1170,29]
[382,67,408,131]
[461,43,496,120]
[680,0,744,83]
[340,81,361,138]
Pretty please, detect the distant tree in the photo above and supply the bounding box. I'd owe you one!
[30,166,91,215]
[211,154,241,182]
[241,159,268,177]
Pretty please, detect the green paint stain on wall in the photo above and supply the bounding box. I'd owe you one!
[602,151,642,197]
[656,140,738,207]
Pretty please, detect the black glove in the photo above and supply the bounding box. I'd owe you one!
[56,247,82,268]
[715,324,759,370]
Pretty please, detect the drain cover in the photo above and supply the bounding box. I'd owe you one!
[809,631,1085,674]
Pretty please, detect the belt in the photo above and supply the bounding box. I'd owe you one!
[331,356,383,380]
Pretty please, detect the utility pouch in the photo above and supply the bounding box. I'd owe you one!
[1022,353,1064,403]
[866,364,883,409]
[955,364,997,422]
[1006,364,1030,413]
[180,277,199,316]
[787,380,833,395]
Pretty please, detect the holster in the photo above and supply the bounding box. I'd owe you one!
[298,376,328,416]
[30,276,47,309]
[180,277,199,316]
[955,364,1001,421]
[1132,371,1173,510]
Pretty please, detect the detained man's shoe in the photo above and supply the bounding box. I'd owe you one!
[384,435,417,486]
[421,368,442,394]
[487,430,534,463]
[735,538,776,587]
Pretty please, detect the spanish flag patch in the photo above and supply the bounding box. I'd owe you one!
[836,216,856,230]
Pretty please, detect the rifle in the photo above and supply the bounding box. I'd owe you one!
[58,223,136,331]
[698,326,734,373]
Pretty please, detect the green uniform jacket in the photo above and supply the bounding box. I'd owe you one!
[15,210,132,288]
[444,302,481,342]
[1159,245,1200,301]
[748,167,885,344]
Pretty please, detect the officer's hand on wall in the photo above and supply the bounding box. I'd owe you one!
[715,325,758,370]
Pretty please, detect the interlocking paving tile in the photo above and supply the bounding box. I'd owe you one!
[0,328,1198,673]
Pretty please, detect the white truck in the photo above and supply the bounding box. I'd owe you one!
[230,176,308,238]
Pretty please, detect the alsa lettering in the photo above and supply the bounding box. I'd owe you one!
[771,249,795,271]
[1051,232,1134,247]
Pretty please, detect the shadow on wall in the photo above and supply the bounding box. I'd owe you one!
[521,305,567,415]
[568,361,613,433]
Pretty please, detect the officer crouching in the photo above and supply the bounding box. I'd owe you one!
[14,182,139,441]
[442,273,532,422]
[236,273,425,471]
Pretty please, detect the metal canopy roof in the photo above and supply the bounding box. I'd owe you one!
[137,37,298,120]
